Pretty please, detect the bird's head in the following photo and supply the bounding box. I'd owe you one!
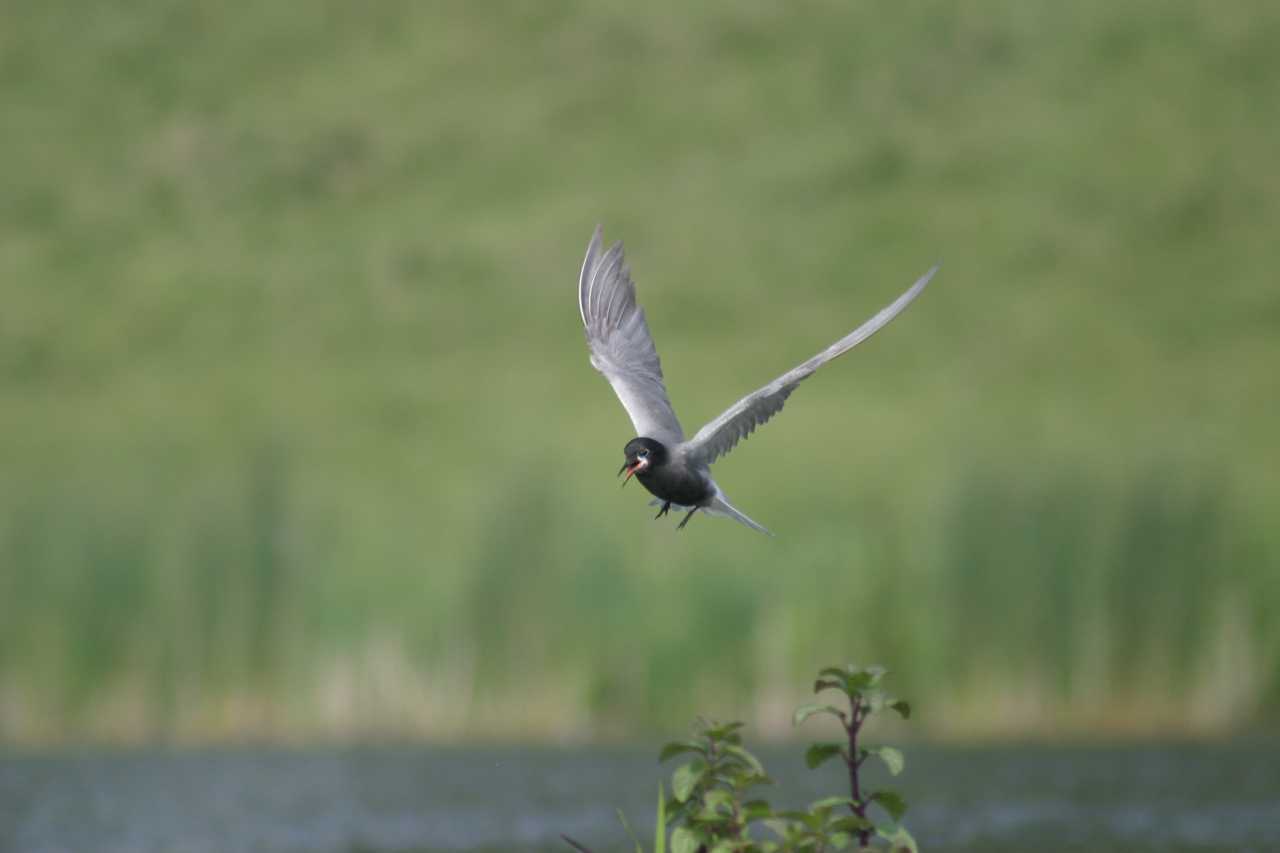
[619,437,666,485]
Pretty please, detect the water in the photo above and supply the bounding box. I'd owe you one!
[1,742,1277,852]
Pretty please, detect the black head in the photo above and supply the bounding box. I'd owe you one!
[619,436,667,484]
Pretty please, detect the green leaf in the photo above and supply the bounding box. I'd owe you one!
[655,784,666,853]
[870,789,908,822]
[829,815,875,833]
[793,703,845,727]
[845,672,874,693]
[702,788,734,808]
[876,824,919,853]
[741,799,773,822]
[659,740,706,763]
[616,807,644,853]
[711,769,769,795]
[690,804,730,824]
[672,759,707,803]
[843,665,889,695]
[813,677,843,694]
[733,771,773,791]
[670,826,704,853]
[691,788,734,821]
[722,743,766,776]
[705,720,746,740]
[888,700,911,720]
[808,795,856,812]
[828,832,852,849]
[816,667,851,693]
[869,745,905,776]
[804,741,846,769]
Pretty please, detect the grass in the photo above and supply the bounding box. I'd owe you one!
[1,1,1278,742]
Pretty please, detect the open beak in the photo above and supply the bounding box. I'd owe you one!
[618,459,647,486]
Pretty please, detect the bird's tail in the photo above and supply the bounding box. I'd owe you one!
[706,490,773,537]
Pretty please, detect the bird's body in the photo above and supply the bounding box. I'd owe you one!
[578,226,936,535]
[619,436,770,533]
[626,438,709,508]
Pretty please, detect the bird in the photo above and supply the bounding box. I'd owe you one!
[578,225,937,536]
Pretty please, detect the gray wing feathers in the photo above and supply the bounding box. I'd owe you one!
[685,264,938,466]
[579,226,685,445]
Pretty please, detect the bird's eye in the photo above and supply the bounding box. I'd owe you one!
[639,449,649,458]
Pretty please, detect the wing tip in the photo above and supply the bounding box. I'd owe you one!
[887,261,939,317]
[578,224,606,327]
[579,224,635,329]
[914,262,941,292]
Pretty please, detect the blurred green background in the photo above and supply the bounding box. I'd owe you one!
[2,0,1277,745]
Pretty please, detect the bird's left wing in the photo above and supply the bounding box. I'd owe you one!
[579,226,685,446]
[683,265,938,467]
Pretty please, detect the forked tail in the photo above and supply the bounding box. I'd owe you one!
[707,491,773,537]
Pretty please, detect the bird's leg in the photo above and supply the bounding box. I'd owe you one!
[654,501,672,520]
[676,506,699,530]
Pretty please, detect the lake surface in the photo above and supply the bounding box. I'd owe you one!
[1,741,1277,852]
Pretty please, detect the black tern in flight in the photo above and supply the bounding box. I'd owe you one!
[578,226,936,535]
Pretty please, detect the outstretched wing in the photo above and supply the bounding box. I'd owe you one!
[578,225,685,446]
[683,265,938,467]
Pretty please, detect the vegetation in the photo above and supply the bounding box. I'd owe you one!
[565,664,918,852]
[2,2,1279,742]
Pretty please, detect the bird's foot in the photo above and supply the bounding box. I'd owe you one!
[654,501,672,520]
[676,507,699,530]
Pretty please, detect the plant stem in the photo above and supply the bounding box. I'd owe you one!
[845,695,872,849]
[560,834,594,852]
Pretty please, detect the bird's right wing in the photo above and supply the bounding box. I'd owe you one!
[683,265,937,467]
[578,225,685,446]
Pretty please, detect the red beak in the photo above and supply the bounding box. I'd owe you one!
[619,459,645,486]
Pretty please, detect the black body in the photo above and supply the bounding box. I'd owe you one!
[622,437,713,527]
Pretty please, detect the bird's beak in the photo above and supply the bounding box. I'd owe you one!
[618,459,647,486]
